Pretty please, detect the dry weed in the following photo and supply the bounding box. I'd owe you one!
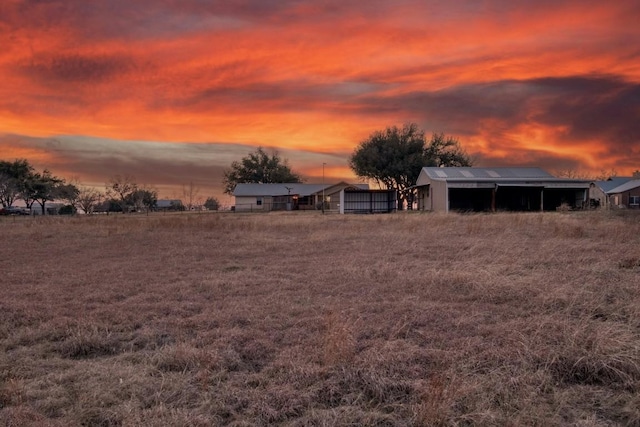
[1,211,639,425]
[321,311,356,366]
[413,374,459,427]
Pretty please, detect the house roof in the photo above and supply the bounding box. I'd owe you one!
[606,179,640,194]
[157,199,182,208]
[416,167,590,188]
[593,177,635,193]
[233,182,368,197]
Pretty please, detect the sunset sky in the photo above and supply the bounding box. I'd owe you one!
[1,0,639,201]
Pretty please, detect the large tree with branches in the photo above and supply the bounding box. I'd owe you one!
[223,147,303,195]
[0,159,34,208]
[349,123,472,209]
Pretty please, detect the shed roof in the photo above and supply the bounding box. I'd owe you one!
[420,167,553,180]
[233,182,368,197]
[606,179,640,194]
[416,167,590,188]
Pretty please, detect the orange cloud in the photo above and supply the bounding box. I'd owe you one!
[1,0,640,193]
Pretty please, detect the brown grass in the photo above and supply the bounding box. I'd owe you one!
[1,210,639,426]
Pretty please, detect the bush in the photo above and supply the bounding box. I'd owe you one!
[58,205,77,215]
[204,197,220,211]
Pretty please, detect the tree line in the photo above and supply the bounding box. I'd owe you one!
[0,160,220,214]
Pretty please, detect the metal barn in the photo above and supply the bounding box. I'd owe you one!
[415,167,590,213]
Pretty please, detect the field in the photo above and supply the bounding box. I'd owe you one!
[1,211,639,426]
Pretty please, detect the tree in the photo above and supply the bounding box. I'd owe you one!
[633,170,640,178]
[593,169,618,181]
[204,196,220,211]
[349,123,472,210]
[57,182,81,212]
[30,170,63,215]
[0,159,34,208]
[76,187,103,214]
[182,182,200,210]
[58,204,77,215]
[424,133,474,167]
[223,147,303,194]
[106,175,138,213]
[128,188,157,214]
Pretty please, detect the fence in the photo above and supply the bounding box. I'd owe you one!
[340,190,397,214]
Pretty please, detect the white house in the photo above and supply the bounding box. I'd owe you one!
[232,182,368,212]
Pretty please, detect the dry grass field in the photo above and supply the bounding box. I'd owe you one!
[1,211,639,426]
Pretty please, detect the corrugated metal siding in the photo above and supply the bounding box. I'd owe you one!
[432,180,448,212]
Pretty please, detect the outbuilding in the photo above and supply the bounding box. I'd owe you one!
[415,167,590,213]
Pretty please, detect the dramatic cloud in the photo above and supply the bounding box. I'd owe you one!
[22,53,138,84]
[1,0,639,195]
[0,134,351,201]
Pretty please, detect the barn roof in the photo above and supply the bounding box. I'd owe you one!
[420,167,553,180]
[606,179,640,194]
[416,167,590,188]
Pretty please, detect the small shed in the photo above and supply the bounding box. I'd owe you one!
[415,167,590,213]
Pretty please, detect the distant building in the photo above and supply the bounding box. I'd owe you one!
[232,182,368,212]
[156,199,185,211]
[30,202,64,215]
[606,179,640,209]
[590,177,634,209]
[415,167,590,213]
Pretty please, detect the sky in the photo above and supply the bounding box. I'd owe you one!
[1,0,639,202]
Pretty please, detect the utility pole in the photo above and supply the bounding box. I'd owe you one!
[322,163,326,214]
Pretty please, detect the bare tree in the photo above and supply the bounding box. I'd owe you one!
[558,169,619,180]
[77,187,103,214]
[182,181,200,210]
[593,169,618,181]
[106,175,137,213]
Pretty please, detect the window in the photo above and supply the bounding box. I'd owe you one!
[256,197,262,206]
[630,196,640,206]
